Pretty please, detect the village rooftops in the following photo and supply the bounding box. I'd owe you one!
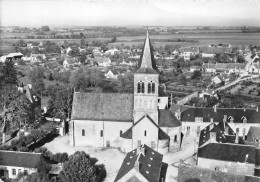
[0,150,42,168]
[198,143,256,164]
[114,144,166,182]
[181,107,260,123]
[202,63,246,70]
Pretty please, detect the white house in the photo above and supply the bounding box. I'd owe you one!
[93,57,111,67]
[63,58,76,68]
[0,151,42,179]
[180,47,199,60]
[105,69,124,79]
[105,47,120,55]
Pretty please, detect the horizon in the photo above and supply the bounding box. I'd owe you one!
[1,0,260,27]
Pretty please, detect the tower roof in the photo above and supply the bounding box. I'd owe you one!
[136,31,159,74]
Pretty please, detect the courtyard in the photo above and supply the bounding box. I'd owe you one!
[43,133,197,182]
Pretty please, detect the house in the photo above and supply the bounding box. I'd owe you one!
[202,63,246,74]
[114,144,167,182]
[17,84,41,121]
[105,47,120,55]
[197,142,260,177]
[63,57,76,68]
[199,90,220,101]
[120,60,137,66]
[245,54,260,74]
[178,106,260,136]
[190,66,202,72]
[180,47,199,60]
[92,57,111,67]
[105,69,124,79]
[0,151,42,179]
[69,32,182,154]
[200,47,232,58]
[212,75,224,86]
[0,53,23,63]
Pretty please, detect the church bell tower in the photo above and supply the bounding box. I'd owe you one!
[133,31,159,124]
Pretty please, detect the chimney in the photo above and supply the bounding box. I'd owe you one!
[243,130,246,140]
[210,132,217,143]
[235,128,239,144]
[214,105,217,112]
[257,106,259,112]
[210,118,214,123]
[223,115,227,123]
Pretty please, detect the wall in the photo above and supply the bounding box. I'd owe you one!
[197,157,255,176]
[71,120,132,147]
[0,165,37,179]
[132,117,159,150]
[158,96,168,109]
[178,163,252,182]
[161,126,182,150]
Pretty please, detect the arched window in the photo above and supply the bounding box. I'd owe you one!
[144,130,147,136]
[137,81,145,93]
[141,82,145,93]
[151,82,155,93]
[100,130,103,137]
[148,82,152,93]
[120,130,122,137]
[82,129,85,136]
[174,135,177,142]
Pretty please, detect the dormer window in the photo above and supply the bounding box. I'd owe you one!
[228,116,234,123]
[242,116,247,123]
[137,81,145,93]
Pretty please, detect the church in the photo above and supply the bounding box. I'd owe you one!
[70,32,181,153]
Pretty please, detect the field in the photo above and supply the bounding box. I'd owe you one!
[1,33,260,50]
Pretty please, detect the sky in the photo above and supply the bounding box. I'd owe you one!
[0,0,260,27]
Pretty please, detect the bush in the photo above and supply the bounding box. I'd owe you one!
[18,147,29,152]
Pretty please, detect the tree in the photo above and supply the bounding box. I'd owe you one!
[177,74,187,85]
[111,36,117,43]
[191,70,202,80]
[41,26,50,32]
[3,59,17,86]
[29,67,45,96]
[59,151,97,182]
[237,55,246,63]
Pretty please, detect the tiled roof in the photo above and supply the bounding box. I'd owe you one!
[181,108,260,123]
[198,143,255,164]
[114,144,164,182]
[169,104,191,114]
[0,150,42,168]
[71,92,134,122]
[121,114,170,140]
[200,47,232,54]
[246,127,260,143]
[199,122,235,147]
[202,63,246,70]
[158,110,181,127]
[136,32,159,74]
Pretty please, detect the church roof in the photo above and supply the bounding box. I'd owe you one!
[158,110,181,127]
[71,92,134,122]
[114,144,165,182]
[136,31,159,74]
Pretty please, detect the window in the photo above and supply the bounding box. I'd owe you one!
[18,169,21,174]
[106,141,110,147]
[120,130,122,137]
[144,130,147,136]
[151,82,155,93]
[137,81,145,93]
[174,135,177,143]
[82,129,85,136]
[158,99,160,103]
[100,130,103,137]
[148,82,152,93]
[12,169,16,175]
[24,170,28,175]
